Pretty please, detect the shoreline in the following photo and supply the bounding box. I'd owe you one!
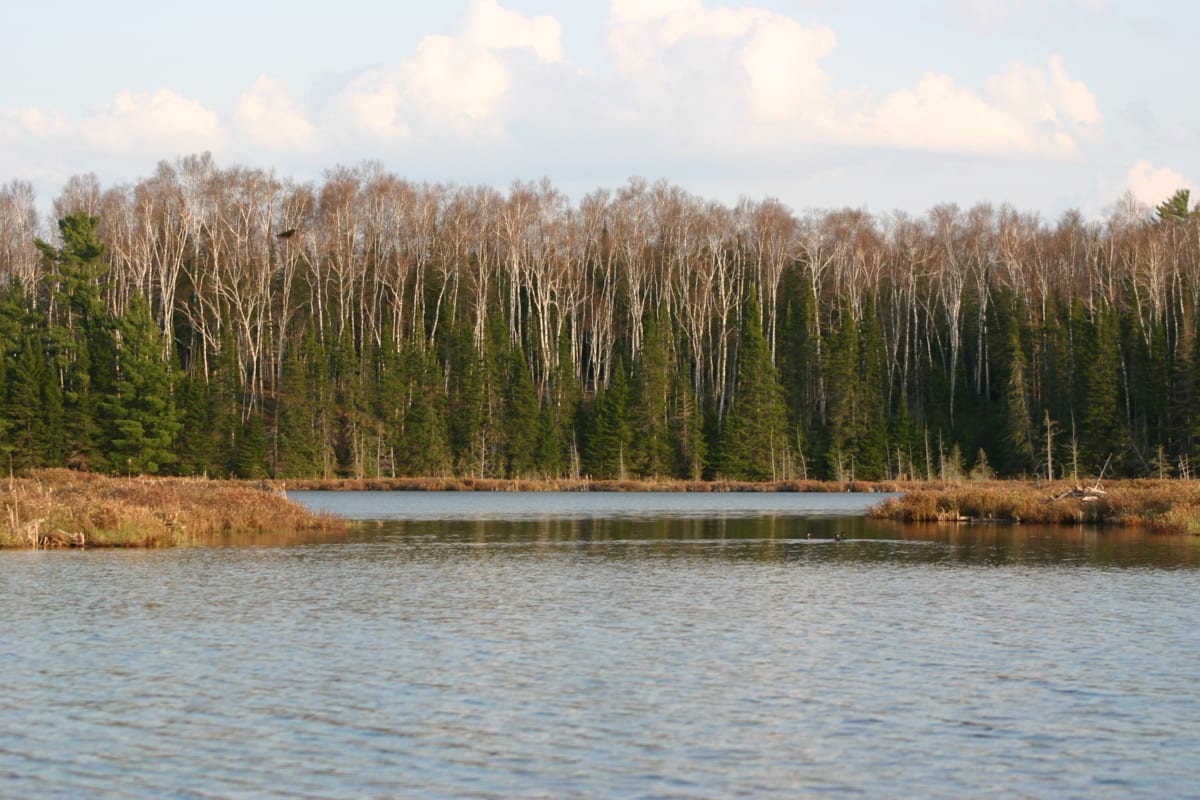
[6,471,1200,548]
[1,470,345,549]
[867,479,1200,535]
[281,476,921,493]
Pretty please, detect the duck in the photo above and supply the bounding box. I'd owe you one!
[834,532,846,542]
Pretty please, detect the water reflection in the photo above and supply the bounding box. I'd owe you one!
[350,515,1199,569]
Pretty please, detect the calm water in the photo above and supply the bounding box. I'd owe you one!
[2,492,1199,798]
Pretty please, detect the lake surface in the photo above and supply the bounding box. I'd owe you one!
[2,491,1198,798]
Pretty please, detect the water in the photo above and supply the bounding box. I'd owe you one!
[2,492,1198,798]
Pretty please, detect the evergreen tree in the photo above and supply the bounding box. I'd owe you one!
[102,293,180,474]
[503,345,540,477]
[855,296,889,480]
[535,328,581,477]
[37,213,112,470]
[231,413,269,479]
[391,344,452,476]
[274,325,327,478]
[446,319,488,476]
[584,357,632,479]
[175,371,224,476]
[1001,311,1036,474]
[1079,305,1126,473]
[628,309,674,477]
[669,364,707,480]
[714,295,790,481]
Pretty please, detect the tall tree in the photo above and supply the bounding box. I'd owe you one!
[102,292,180,474]
[714,295,790,480]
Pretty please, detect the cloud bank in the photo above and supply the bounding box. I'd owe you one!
[0,0,1111,210]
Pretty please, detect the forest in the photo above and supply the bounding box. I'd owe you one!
[0,153,1198,481]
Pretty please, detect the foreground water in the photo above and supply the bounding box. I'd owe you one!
[2,492,1198,798]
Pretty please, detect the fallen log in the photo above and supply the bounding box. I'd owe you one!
[39,529,86,548]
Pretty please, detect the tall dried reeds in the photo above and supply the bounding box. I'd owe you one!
[0,470,345,548]
[869,479,1200,534]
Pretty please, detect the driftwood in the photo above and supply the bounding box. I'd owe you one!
[1052,483,1108,502]
[39,529,86,548]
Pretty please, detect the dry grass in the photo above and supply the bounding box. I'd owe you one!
[285,476,920,493]
[0,469,346,548]
[868,479,1200,534]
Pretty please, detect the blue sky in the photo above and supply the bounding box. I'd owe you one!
[2,0,1195,219]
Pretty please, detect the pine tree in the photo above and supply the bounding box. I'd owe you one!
[37,213,112,470]
[102,293,180,474]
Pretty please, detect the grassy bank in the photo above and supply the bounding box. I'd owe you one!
[868,479,1200,534]
[285,476,920,493]
[1,470,346,548]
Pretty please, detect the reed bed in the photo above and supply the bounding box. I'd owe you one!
[868,479,1200,534]
[0,470,346,548]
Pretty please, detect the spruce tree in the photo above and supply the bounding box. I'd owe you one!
[715,295,790,481]
[37,213,112,470]
[584,357,632,479]
[1001,312,1036,474]
[503,345,540,478]
[629,309,674,477]
[102,293,180,474]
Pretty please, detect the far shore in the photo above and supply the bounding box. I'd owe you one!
[5,471,1200,548]
[281,476,920,493]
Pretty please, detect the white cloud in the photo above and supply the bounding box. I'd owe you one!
[950,0,1026,30]
[855,72,1032,154]
[235,76,315,150]
[604,1,1100,159]
[464,0,563,63]
[1126,160,1195,208]
[83,89,224,157]
[5,107,71,139]
[330,0,564,140]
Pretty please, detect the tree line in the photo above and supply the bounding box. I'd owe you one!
[0,154,1198,481]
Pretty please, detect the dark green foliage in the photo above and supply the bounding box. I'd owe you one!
[714,295,790,481]
[390,344,452,477]
[1001,308,1036,474]
[231,413,269,479]
[502,344,540,478]
[102,293,180,475]
[583,358,632,479]
[1155,188,1194,223]
[11,188,1200,483]
[628,309,674,477]
[1079,305,1126,472]
[274,323,330,478]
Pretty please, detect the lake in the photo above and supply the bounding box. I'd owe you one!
[2,491,1198,798]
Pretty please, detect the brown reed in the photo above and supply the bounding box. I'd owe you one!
[0,469,346,548]
[868,479,1200,534]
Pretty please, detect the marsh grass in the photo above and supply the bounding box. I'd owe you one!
[0,470,345,548]
[869,479,1200,534]
[286,476,916,493]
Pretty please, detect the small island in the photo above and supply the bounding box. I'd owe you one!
[0,470,344,548]
[868,479,1200,535]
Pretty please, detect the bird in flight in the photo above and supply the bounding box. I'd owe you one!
[276,228,297,239]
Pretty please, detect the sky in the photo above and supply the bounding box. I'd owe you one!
[1,0,1196,220]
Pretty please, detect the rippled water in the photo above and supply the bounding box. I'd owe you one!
[2,492,1198,798]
